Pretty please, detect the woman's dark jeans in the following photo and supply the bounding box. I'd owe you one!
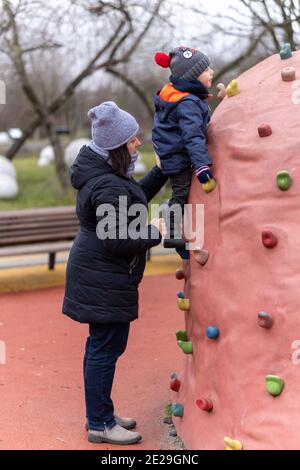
[83,322,130,431]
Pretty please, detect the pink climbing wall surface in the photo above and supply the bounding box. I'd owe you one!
[174,51,300,450]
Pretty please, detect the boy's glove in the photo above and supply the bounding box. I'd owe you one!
[196,166,216,193]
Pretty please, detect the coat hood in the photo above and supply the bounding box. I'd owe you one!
[70,145,113,190]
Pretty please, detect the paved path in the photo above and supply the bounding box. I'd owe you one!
[0,258,185,450]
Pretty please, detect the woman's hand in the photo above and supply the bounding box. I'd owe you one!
[151,217,167,238]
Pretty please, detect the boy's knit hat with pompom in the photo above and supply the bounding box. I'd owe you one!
[154,46,210,81]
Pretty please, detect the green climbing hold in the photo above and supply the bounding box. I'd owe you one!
[266,375,285,397]
[172,403,184,418]
[177,340,193,354]
[176,330,188,342]
[277,170,292,191]
[280,43,292,60]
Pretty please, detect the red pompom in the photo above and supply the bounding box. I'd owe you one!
[154,52,171,68]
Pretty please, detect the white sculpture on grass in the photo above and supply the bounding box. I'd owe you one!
[0,132,11,147]
[0,155,17,179]
[0,175,18,199]
[8,128,23,140]
[0,155,19,199]
[64,138,89,168]
[38,145,55,167]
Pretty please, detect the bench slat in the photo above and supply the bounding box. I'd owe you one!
[0,214,77,226]
[0,207,79,267]
[0,231,78,247]
[0,241,73,257]
[0,220,78,233]
[0,206,76,219]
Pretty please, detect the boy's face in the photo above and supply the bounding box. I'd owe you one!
[197,67,214,88]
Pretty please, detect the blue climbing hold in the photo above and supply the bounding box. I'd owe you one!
[206,326,220,339]
[172,403,184,418]
[177,291,185,299]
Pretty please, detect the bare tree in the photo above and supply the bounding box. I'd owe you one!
[0,0,165,188]
[187,0,300,83]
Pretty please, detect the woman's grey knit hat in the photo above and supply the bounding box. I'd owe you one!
[155,46,210,81]
[87,101,139,150]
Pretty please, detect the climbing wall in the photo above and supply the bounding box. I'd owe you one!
[171,47,300,450]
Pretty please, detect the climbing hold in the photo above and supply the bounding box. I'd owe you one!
[280,43,292,60]
[262,230,278,249]
[177,340,193,354]
[281,66,296,82]
[258,311,274,329]
[170,373,182,392]
[177,291,185,299]
[177,298,190,311]
[175,268,185,280]
[172,403,184,418]
[258,123,273,137]
[277,170,293,191]
[224,437,243,450]
[226,79,240,97]
[206,326,220,339]
[266,375,285,397]
[201,177,216,193]
[176,330,188,342]
[194,248,209,266]
[216,82,226,100]
[196,398,213,412]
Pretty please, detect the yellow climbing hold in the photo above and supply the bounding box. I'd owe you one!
[201,177,216,193]
[224,437,243,450]
[226,79,240,97]
[177,298,190,311]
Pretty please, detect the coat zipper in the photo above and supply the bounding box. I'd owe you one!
[129,255,139,275]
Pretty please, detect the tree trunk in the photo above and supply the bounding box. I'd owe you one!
[45,120,70,189]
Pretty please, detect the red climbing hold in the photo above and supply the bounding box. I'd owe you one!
[262,231,278,249]
[258,311,274,329]
[175,269,185,280]
[196,398,213,412]
[170,377,182,392]
[258,123,273,138]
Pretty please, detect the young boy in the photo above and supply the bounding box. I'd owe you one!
[152,46,216,250]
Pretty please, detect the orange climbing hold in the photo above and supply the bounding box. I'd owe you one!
[281,66,296,82]
[216,83,226,100]
[194,248,209,266]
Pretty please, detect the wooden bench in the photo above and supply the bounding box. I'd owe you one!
[0,206,79,270]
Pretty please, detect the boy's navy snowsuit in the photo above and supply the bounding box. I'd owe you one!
[152,76,213,240]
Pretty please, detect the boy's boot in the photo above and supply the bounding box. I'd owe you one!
[163,207,188,249]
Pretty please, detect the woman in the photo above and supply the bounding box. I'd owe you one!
[62,101,167,445]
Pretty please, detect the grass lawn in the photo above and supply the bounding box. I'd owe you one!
[0,147,171,211]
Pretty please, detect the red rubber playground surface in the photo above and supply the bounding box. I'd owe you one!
[0,271,183,450]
